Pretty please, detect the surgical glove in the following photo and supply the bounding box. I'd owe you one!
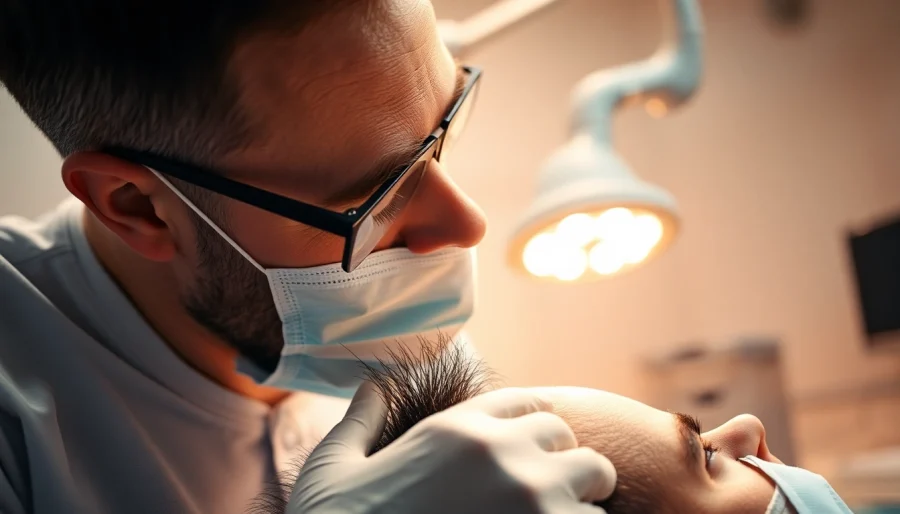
[288,381,617,514]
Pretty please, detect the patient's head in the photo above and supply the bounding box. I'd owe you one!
[534,389,782,513]
[362,338,784,514]
[247,336,786,514]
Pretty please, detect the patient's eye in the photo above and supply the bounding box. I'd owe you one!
[701,438,719,468]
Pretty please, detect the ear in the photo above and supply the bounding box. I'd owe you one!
[62,151,178,262]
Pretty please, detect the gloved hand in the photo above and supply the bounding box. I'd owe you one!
[288,381,617,514]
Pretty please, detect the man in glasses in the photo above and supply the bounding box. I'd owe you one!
[0,1,616,513]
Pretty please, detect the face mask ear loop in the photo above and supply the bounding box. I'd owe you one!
[146,167,266,274]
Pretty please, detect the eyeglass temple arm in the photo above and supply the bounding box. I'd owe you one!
[438,0,704,145]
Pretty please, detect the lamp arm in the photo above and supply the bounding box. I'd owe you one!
[438,0,703,143]
[438,0,566,57]
[572,0,704,144]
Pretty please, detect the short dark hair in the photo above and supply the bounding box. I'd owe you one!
[362,336,497,453]
[0,1,347,165]
[246,335,669,514]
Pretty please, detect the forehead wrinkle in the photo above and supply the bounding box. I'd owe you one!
[229,7,424,140]
[292,0,436,108]
[369,62,468,160]
[224,53,436,193]
[317,63,458,206]
[313,64,431,161]
[287,38,441,153]
[221,2,457,205]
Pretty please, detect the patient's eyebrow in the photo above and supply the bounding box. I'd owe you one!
[674,412,704,471]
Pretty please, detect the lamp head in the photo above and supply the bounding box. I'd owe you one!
[508,132,679,282]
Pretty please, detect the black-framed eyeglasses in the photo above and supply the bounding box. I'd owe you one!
[106,66,482,273]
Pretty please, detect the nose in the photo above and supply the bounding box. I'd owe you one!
[394,162,487,254]
[703,414,781,463]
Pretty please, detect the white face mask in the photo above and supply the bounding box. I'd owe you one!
[153,171,477,398]
[740,456,853,514]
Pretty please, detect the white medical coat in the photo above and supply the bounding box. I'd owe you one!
[0,198,350,514]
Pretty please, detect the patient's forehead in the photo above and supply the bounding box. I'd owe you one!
[541,388,777,513]
[534,387,670,423]
[534,387,680,458]
[536,388,693,485]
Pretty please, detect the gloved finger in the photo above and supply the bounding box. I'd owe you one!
[554,447,617,503]
[456,387,554,419]
[511,411,578,452]
[313,380,387,459]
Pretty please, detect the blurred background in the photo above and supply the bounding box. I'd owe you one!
[2,0,899,510]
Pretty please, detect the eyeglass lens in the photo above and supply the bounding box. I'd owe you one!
[345,76,479,271]
[347,147,433,271]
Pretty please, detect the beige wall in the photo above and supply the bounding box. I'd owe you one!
[2,0,899,469]
[0,95,68,218]
[431,0,900,403]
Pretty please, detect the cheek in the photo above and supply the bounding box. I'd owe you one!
[701,460,776,514]
[226,202,346,268]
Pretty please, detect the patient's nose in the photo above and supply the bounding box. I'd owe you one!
[703,414,781,463]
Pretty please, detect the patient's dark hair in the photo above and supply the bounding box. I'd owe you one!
[363,335,497,453]
[247,334,667,514]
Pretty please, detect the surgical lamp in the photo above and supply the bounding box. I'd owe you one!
[440,0,704,282]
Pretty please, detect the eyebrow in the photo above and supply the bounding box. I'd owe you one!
[325,62,470,206]
[674,412,704,471]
